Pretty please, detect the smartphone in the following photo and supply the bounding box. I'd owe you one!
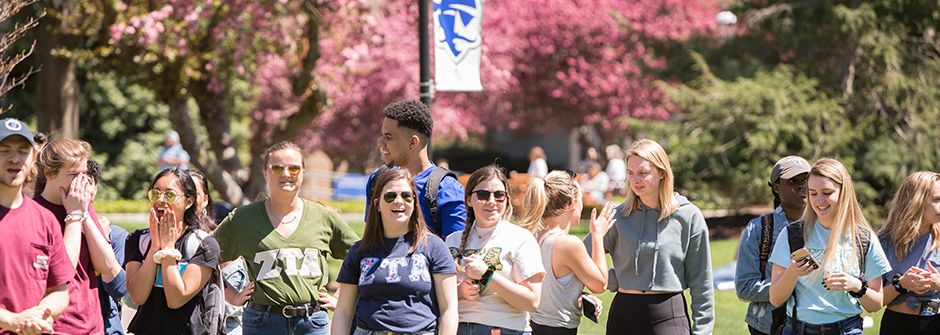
[581,294,599,323]
[790,248,819,270]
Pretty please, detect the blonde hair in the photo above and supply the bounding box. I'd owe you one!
[518,170,579,233]
[879,171,940,261]
[622,139,677,221]
[801,158,872,273]
[36,139,92,194]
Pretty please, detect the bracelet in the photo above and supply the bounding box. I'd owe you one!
[153,249,182,264]
[478,269,495,287]
[892,273,909,295]
[848,277,869,298]
[64,212,89,222]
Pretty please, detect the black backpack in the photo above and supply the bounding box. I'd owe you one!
[763,219,871,335]
[367,165,456,235]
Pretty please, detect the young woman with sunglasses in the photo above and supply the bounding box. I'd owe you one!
[332,169,458,335]
[211,141,359,335]
[584,139,714,335]
[445,165,545,335]
[768,159,891,335]
[124,167,221,334]
[518,170,616,335]
[878,171,940,335]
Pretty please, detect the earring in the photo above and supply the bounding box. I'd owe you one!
[202,207,208,216]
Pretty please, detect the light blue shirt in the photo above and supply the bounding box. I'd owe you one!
[157,143,190,170]
[734,206,792,333]
[769,221,891,324]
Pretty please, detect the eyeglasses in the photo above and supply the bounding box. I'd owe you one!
[473,190,507,202]
[269,164,302,176]
[148,189,179,203]
[383,191,415,203]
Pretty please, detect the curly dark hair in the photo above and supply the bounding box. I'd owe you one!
[383,99,433,138]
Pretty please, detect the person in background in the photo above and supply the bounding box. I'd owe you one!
[769,159,891,335]
[189,169,253,335]
[585,139,714,335]
[580,163,610,204]
[527,146,548,178]
[22,132,47,198]
[87,159,129,335]
[212,141,359,335]
[575,147,598,175]
[604,145,626,197]
[519,170,616,335]
[446,165,545,335]
[124,168,221,334]
[332,169,458,335]
[735,156,810,335]
[155,131,190,171]
[0,118,72,335]
[36,139,122,334]
[369,99,467,238]
[878,171,940,335]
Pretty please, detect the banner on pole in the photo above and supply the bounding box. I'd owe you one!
[433,0,484,92]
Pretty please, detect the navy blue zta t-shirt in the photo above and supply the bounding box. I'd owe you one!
[337,232,456,333]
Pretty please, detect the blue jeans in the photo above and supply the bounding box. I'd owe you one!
[457,322,529,335]
[353,327,434,335]
[783,316,863,335]
[242,305,329,335]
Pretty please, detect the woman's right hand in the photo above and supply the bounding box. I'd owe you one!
[787,259,816,277]
[232,282,254,306]
[461,255,487,280]
[902,267,932,294]
[589,202,616,237]
[457,278,481,301]
[148,208,162,254]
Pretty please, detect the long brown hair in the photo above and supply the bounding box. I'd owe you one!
[459,164,513,253]
[358,169,429,254]
[879,171,940,261]
[518,170,579,233]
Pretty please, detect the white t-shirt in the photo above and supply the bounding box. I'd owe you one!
[527,158,548,178]
[445,220,545,331]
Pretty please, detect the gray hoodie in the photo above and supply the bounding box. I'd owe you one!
[585,194,714,335]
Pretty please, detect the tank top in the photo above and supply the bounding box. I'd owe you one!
[531,231,584,329]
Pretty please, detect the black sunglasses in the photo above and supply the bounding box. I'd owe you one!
[473,190,507,202]
[563,169,577,179]
[383,191,415,203]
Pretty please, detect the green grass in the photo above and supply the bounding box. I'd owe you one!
[111,219,886,334]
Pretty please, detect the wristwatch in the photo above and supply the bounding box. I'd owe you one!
[848,277,869,298]
[892,273,909,295]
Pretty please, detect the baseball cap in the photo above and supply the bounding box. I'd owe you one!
[770,156,810,183]
[0,118,35,146]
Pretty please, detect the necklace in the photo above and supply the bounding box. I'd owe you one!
[473,222,498,239]
[266,200,299,224]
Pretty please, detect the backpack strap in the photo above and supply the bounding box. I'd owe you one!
[366,165,391,200]
[784,220,805,322]
[855,227,871,277]
[758,214,774,282]
[425,166,457,234]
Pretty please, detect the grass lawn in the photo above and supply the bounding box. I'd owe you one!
[112,219,886,334]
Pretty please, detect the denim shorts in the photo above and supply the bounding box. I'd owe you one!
[783,315,862,335]
[242,305,329,335]
[457,322,530,335]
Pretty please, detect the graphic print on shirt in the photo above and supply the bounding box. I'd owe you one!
[253,248,322,281]
[449,247,503,271]
[808,242,861,277]
[358,254,432,285]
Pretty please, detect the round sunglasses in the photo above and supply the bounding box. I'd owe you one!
[383,191,415,203]
[269,164,303,176]
[148,189,180,203]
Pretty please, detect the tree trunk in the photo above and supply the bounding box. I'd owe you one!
[35,12,78,140]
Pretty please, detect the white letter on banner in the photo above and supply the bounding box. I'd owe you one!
[433,0,484,92]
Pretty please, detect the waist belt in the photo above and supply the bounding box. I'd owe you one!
[247,302,320,318]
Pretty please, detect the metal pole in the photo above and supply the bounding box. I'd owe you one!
[419,0,433,161]
[419,0,431,109]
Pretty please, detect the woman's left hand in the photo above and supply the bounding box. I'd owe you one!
[822,272,862,292]
[158,207,182,250]
[925,263,940,291]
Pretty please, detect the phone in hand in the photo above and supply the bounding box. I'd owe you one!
[581,293,598,323]
[790,248,819,270]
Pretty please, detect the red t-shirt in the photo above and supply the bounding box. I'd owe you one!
[34,196,106,335]
[0,197,74,335]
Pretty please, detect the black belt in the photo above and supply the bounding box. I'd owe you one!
[247,302,320,318]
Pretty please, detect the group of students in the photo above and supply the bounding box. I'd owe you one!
[736,155,940,335]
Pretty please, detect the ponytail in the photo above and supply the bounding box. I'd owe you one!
[518,178,549,233]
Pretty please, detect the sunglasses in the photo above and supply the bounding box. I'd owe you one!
[563,169,577,179]
[383,191,415,203]
[269,164,302,176]
[148,189,180,203]
[473,190,507,202]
